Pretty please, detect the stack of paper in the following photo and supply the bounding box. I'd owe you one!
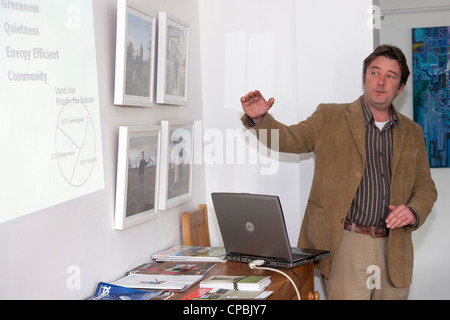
[235,276,272,291]
[200,275,271,291]
[182,287,273,300]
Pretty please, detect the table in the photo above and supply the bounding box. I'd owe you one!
[170,260,319,300]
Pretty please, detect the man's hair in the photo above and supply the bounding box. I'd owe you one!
[363,44,410,87]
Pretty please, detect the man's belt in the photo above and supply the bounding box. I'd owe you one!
[344,221,389,238]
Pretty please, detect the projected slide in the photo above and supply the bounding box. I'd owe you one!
[0,0,104,223]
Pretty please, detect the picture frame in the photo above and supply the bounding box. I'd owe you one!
[115,126,161,230]
[114,0,156,107]
[159,120,194,210]
[156,12,190,105]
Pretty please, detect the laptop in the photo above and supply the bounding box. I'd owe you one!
[211,192,330,268]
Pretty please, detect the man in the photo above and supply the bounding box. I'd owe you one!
[240,45,437,299]
[138,151,151,199]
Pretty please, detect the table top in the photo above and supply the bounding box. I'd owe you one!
[169,260,315,300]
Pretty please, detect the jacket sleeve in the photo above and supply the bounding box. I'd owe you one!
[404,125,437,231]
[240,105,327,154]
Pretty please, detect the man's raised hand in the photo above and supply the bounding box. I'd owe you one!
[240,90,275,125]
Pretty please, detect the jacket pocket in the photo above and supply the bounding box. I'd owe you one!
[307,198,324,210]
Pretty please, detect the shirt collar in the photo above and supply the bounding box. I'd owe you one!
[360,96,399,129]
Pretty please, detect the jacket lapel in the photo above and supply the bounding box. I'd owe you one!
[391,114,407,179]
[345,98,366,165]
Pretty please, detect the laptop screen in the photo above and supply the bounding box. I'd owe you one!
[211,193,294,261]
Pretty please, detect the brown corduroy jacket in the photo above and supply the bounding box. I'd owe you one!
[241,96,437,288]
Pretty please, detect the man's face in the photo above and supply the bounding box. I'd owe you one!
[363,56,404,113]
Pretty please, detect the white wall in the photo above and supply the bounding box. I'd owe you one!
[379,0,450,300]
[0,0,205,299]
[198,0,301,247]
[198,0,373,299]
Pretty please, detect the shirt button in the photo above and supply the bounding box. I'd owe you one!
[356,173,362,178]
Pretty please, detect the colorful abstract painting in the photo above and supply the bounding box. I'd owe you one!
[412,26,450,168]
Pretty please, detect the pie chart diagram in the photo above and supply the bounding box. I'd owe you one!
[55,102,97,187]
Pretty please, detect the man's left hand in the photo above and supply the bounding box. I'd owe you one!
[386,205,416,229]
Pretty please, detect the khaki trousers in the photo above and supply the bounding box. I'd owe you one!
[323,229,410,300]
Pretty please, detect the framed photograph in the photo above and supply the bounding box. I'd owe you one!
[114,0,156,107]
[156,12,190,105]
[115,126,161,230]
[159,120,194,210]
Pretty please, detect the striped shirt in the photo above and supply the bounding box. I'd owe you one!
[346,97,399,227]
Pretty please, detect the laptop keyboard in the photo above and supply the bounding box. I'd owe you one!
[292,252,309,260]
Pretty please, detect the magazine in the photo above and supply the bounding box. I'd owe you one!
[111,273,204,292]
[129,261,215,276]
[152,246,226,262]
[109,261,216,292]
[86,282,163,300]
